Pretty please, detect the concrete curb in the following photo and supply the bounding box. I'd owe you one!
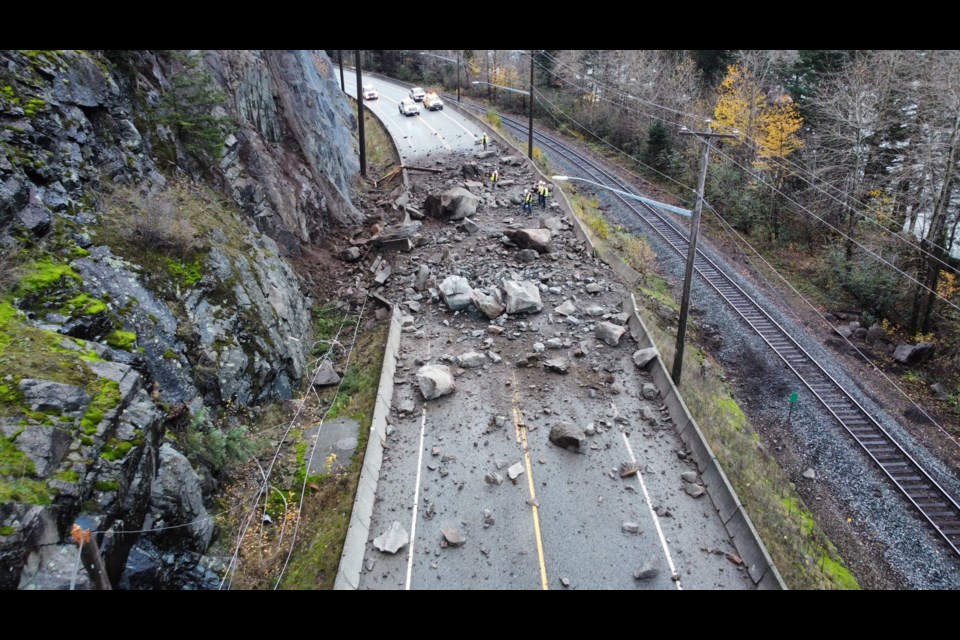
[624,294,786,589]
[334,304,403,590]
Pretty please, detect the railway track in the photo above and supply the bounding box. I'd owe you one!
[454,98,960,558]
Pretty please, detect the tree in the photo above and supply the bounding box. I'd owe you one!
[755,95,804,169]
[712,64,766,160]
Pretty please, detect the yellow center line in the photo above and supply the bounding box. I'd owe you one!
[511,372,549,590]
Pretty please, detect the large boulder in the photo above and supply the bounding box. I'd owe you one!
[632,347,659,369]
[439,275,473,311]
[470,288,505,319]
[502,280,543,314]
[893,342,934,365]
[416,365,456,400]
[18,379,91,415]
[505,228,553,254]
[596,322,627,347]
[549,422,585,452]
[424,187,480,221]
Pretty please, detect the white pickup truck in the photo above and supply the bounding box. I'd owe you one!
[398,98,420,116]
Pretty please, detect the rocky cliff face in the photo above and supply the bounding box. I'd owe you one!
[0,50,359,588]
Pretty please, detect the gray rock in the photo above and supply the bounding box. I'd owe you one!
[622,522,641,534]
[545,338,564,349]
[470,288,505,319]
[549,422,585,452]
[405,300,421,313]
[802,468,816,480]
[425,187,480,221]
[461,162,482,179]
[684,482,706,498]
[585,305,606,317]
[16,190,52,237]
[439,275,474,311]
[634,560,660,580]
[585,422,596,436]
[533,342,546,353]
[866,323,888,345]
[416,365,456,400]
[505,228,553,253]
[931,383,949,400]
[619,461,640,478]
[586,282,604,294]
[341,247,361,262]
[494,415,509,428]
[681,471,698,483]
[596,322,627,347]
[482,508,495,526]
[7,426,72,477]
[555,300,577,316]
[561,577,570,587]
[414,264,431,291]
[544,358,569,374]
[540,216,562,232]
[642,383,658,400]
[484,472,504,485]
[397,398,416,414]
[149,443,214,553]
[373,521,410,554]
[641,406,657,424]
[502,280,543,314]
[507,462,525,480]
[441,526,465,547]
[893,342,934,365]
[313,360,341,386]
[462,218,479,234]
[18,379,91,415]
[516,249,539,263]
[487,351,502,364]
[457,351,486,369]
[632,347,659,369]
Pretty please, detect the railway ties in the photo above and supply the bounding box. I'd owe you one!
[479,106,960,559]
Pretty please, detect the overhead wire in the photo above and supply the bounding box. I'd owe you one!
[535,50,960,278]
[701,197,960,450]
[273,294,370,589]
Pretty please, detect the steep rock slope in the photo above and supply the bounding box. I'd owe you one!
[0,49,359,588]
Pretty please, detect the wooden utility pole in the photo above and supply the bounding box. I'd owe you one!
[528,50,534,161]
[338,50,345,92]
[672,123,736,386]
[355,50,366,178]
[71,524,112,590]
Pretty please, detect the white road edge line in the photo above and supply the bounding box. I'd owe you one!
[621,431,683,590]
[405,406,429,590]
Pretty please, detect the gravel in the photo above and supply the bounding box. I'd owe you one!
[544,131,960,589]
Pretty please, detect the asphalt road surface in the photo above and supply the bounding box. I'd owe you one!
[342,73,483,162]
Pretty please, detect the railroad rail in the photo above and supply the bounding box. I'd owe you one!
[455,98,960,558]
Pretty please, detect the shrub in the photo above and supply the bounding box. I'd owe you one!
[181,408,257,474]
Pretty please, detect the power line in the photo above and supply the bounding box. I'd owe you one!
[701,198,960,451]
[706,141,960,315]
[220,311,355,589]
[535,51,960,279]
[273,295,370,589]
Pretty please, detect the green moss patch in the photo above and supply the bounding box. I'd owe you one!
[0,525,15,536]
[80,379,121,434]
[61,293,107,317]
[164,257,203,287]
[100,438,133,462]
[16,260,81,296]
[105,330,136,351]
[94,479,119,492]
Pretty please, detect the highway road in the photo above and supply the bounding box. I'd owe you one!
[340,74,757,591]
[343,73,482,162]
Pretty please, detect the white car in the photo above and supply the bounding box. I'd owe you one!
[362,84,378,100]
[409,86,426,102]
[398,98,420,116]
[423,92,444,111]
